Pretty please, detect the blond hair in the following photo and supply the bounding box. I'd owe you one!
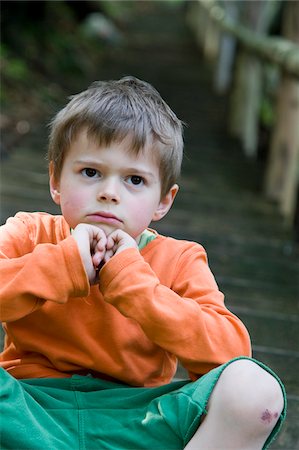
[48,76,184,197]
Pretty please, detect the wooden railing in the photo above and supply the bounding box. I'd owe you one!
[186,0,299,230]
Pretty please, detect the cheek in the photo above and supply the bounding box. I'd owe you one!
[128,198,158,229]
[60,190,87,224]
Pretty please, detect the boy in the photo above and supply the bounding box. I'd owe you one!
[0,76,286,449]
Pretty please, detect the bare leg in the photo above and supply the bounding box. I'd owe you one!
[184,360,284,450]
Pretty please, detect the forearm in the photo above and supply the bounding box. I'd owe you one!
[0,237,89,322]
[99,248,251,375]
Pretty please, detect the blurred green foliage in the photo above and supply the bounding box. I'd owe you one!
[0,0,130,115]
[1,45,30,82]
[260,98,275,128]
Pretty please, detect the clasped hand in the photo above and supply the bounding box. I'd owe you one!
[72,224,138,284]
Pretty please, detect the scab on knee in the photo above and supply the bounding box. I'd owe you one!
[260,409,279,425]
[214,359,284,429]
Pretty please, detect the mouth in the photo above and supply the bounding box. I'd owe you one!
[86,212,123,226]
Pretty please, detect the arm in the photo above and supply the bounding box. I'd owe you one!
[0,214,89,322]
[99,241,251,377]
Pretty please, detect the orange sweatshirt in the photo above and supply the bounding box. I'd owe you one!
[0,212,251,386]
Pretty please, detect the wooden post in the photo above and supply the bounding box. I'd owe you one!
[264,1,299,224]
[214,1,239,94]
[228,0,281,158]
[229,51,263,158]
[187,0,299,230]
[186,1,205,49]
[186,1,220,62]
[203,16,220,62]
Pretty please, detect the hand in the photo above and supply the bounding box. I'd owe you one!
[104,229,138,264]
[72,223,107,284]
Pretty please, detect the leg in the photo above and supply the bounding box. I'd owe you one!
[184,359,284,450]
[0,369,78,449]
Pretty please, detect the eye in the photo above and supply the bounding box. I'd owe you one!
[127,175,144,186]
[82,168,99,178]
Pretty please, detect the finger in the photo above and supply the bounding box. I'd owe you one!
[106,229,124,248]
[95,238,106,253]
[90,228,107,252]
[92,251,104,268]
[106,234,116,251]
[92,239,107,266]
[103,248,114,264]
[91,227,106,246]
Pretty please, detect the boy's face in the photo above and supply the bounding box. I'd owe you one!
[50,129,178,242]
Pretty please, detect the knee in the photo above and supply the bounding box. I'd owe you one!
[212,359,284,432]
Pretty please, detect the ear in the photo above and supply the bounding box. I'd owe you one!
[152,184,179,222]
[49,162,61,205]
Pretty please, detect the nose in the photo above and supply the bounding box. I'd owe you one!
[97,178,120,204]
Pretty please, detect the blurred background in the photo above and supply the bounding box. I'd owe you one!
[1,1,299,448]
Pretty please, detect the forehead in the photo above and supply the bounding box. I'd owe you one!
[66,129,161,170]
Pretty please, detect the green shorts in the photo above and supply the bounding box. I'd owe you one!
[0,357,286,450]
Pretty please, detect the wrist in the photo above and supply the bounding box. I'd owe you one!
[99,247,141,289]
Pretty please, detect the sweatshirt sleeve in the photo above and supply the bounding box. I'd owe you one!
[99,245,251,377]
[0,214,89,322]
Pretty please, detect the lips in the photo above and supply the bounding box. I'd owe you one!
[86,212,123,225]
